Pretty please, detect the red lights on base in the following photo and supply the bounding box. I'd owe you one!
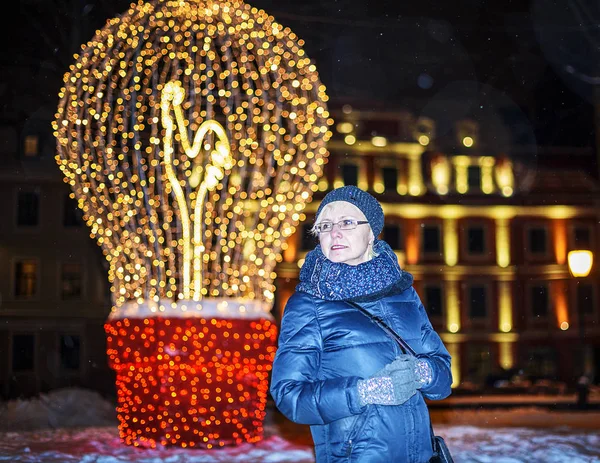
[105,316,277,448]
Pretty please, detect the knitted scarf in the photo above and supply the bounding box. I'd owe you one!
[296,239,413,301]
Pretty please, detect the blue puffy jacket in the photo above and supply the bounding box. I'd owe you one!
[270,284,452,463]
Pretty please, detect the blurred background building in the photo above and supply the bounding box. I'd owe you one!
[0,112,113,398]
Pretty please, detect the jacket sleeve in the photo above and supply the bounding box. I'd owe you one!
[270,293,365,425]
[411,288,453,400]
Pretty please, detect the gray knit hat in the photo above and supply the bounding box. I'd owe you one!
[315,186,384,237]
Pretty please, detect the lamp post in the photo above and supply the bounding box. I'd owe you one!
[567,250,594,406]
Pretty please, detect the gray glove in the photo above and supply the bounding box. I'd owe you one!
[357,355,433,407]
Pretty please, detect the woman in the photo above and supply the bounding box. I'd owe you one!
[270,186,452,463]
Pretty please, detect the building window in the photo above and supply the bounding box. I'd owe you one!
[467,225,486,255]
[577,284,594,316]
[16,190,39,226]
[382,166,398,192]
[383,224,402,250]
[528,227,547,255]
[300,223,317,251]
[524,346,557,378]
[14,259,38,299]
[422,225,441,254]
[24,135,39,157]
[424,285,443,318]
[573,226,592,250]
[341,163,359,186]
[63,194,83,227]
[12,334,35,372]
[531,284,549,317]
[60,335,81,371]
[467,165,481,189]
[468,285,487,318]
[61,262,83,300]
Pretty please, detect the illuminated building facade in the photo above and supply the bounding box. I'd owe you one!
[275,105,600,389]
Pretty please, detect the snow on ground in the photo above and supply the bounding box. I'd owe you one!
[0,388,599,462]
[0,388,116,432]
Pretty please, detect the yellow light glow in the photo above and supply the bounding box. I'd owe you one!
[499,342,514,370]
[453,157,469,194]
[431,156,450,195]
[53,0,332,309]
[462,136,474,147]
[568,250,594,277]
[443,219,458,267]
[371,136,387,147]
[409,185,422,195]
[337,122,353,134]
[560,321,569,330]
[498,281,512,332]
[446,280,460,333]
[480,157,495,194]
[418,135,430,146]
[496,218,510,268]
[408,154,424,196]
[495,158,514,196]
[344,134,356,145]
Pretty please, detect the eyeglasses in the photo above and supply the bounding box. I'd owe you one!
[314,219,369,234]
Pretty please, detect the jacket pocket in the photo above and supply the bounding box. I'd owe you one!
[340,406,374,460]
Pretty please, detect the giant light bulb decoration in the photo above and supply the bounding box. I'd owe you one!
[53,0,331,448]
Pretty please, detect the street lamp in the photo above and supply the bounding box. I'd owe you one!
[567,249,594,405]
[568,250,593,278]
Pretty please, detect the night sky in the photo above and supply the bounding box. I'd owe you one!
[6,0,600,148]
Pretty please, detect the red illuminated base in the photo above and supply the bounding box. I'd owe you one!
[105,316,278,448]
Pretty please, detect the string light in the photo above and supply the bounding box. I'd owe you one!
[52,0,331,448]
[105,312,278,448]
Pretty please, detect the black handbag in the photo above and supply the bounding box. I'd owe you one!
[346,301,455,463]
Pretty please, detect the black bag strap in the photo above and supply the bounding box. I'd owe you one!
[345,300,439,451]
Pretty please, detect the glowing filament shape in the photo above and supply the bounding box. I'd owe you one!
[161,80,234,301]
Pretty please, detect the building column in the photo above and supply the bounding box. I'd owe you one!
[407,153,425,196]
[498,340,515,370]
[443,218,458,267]
[498,280,513,333]
[445,279,460,334]
[496,218,510,268]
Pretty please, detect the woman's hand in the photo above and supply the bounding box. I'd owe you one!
[357,355,433,406]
